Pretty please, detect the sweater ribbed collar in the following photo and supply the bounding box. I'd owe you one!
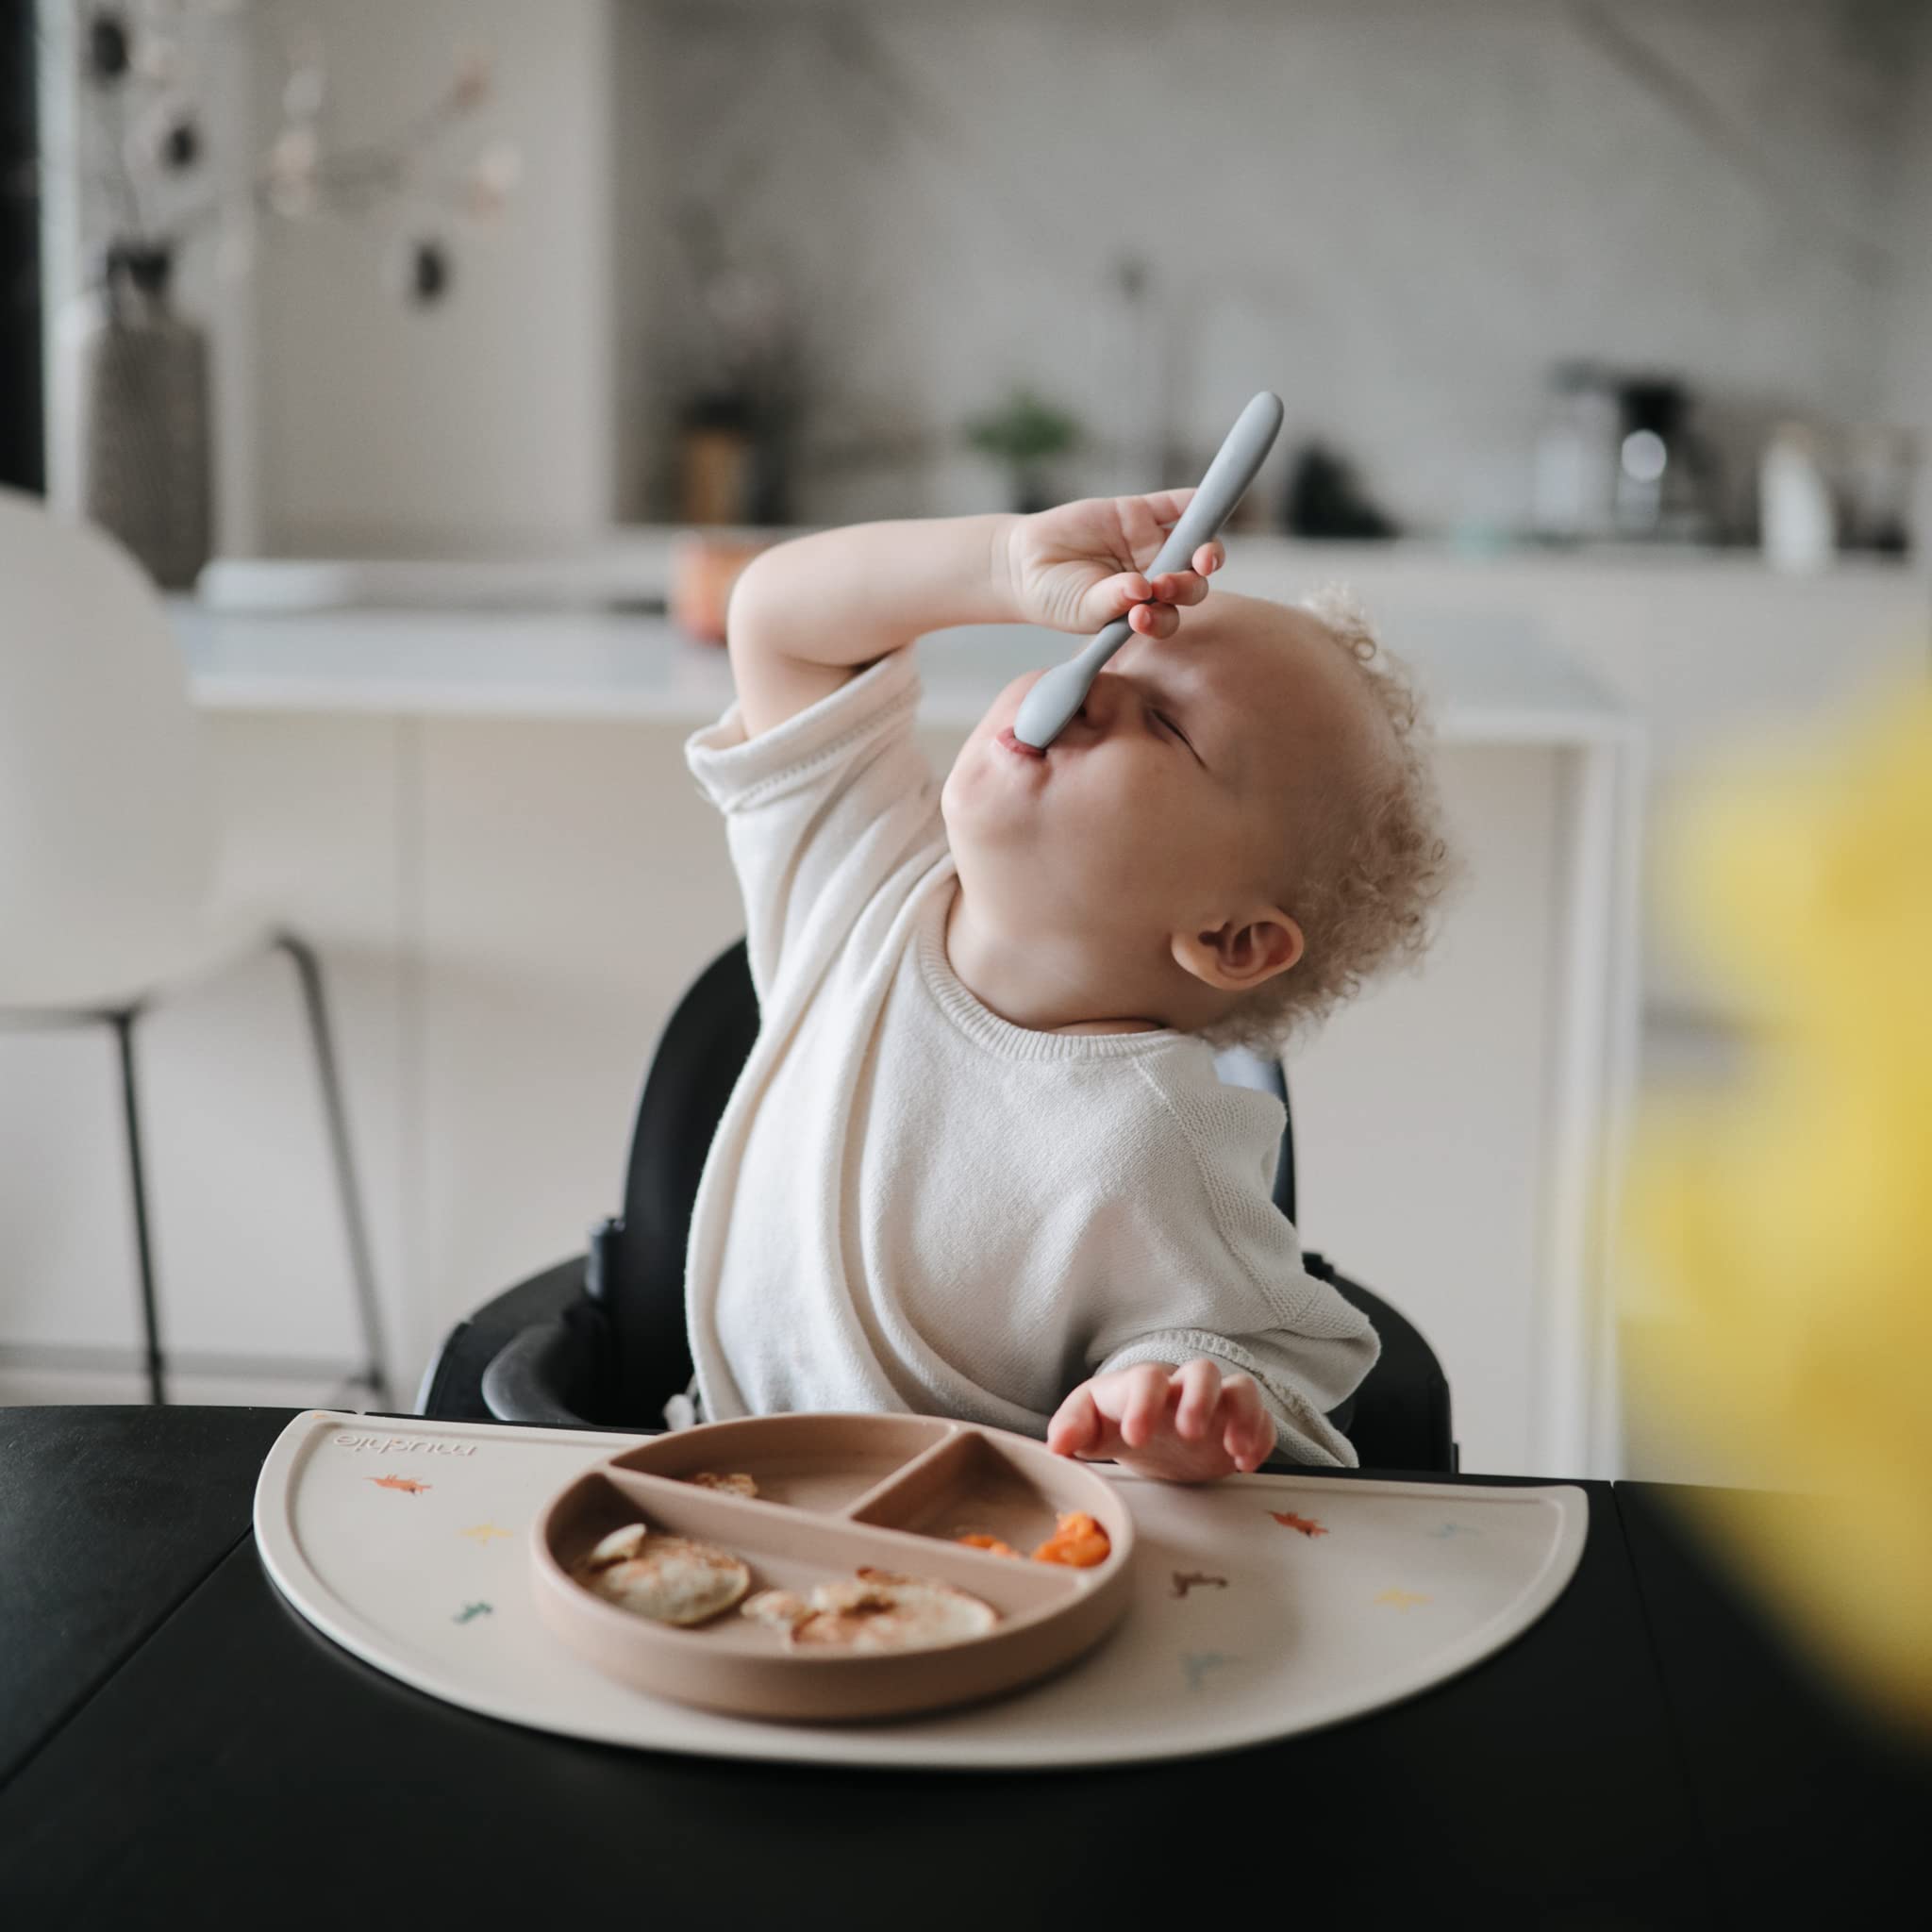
[914,874,1189,1064]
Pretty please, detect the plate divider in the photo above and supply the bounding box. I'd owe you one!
[580,1464,1087,1611]
[837,1427,974,1521]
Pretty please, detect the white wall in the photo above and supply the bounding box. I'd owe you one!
[636,0,1916,534]
[1882,8,1932,553]
[248,0,624,552]
[50,1,1922,552]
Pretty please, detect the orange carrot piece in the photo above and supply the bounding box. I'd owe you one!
[1030,1511,1111,1568]
[956,1533,1021,1557]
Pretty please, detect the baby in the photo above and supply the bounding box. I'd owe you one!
[682,490,1450,1481]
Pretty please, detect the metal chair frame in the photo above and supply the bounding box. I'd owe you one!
[2,932,389,1407]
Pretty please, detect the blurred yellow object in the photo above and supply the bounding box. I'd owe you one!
[1625,680,1932,1733]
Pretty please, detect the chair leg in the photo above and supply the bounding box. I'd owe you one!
[275,934,391,1407]
[110,1009,167,1406]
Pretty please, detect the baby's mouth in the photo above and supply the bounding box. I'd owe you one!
[996,726,1047,761]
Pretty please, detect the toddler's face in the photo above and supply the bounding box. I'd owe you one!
[941,594,1383,975]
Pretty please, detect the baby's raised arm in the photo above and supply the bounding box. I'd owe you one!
[724,499,1223,739]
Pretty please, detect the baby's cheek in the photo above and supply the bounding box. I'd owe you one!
[1091,802,1201,899]
[1055,816,1148,908]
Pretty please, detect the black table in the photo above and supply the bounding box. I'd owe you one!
[0,1409,1923,1927]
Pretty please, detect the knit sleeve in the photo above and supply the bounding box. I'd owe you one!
[683,649,943,1006]
[1095,1326,1374,1467]
[1085,1060,1380,1467]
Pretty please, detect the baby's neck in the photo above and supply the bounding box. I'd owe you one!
[942,884,1184,1037]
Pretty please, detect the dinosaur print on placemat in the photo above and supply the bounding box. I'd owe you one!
[458,1522,512,1544]
[1267,1509,1327,1537]
[1374,1589,1430,1611]
[453,1602,492,1624]
[369,1474,431,1494]
[1426,1522,1481,1539]
[1181,1651,1241,1691]
[1171,1571,1229,1599]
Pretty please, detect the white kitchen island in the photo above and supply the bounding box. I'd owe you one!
[1,586,1641,1479]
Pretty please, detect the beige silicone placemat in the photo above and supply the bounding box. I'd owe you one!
[255,1411,1587,1770]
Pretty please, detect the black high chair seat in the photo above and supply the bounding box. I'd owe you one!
[421,941,1457,1474]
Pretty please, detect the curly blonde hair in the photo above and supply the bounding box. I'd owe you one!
[1198,587,1457,1053]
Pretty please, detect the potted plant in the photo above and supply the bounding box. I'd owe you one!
[964,387,1082,514]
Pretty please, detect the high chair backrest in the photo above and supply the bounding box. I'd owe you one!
[606,940,763,1407]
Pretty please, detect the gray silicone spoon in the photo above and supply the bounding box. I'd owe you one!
[1010,389,1285,750]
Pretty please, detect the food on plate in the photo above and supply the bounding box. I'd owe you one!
[685,1471,758,1498]
[572,1521,751,1625]
[741,1588,811,1629]
[1030,1511,1111,1568]
[955,1533,1020,1557]
[579,1522,649,1570]
[740,1568,999,1653]
[958,1513,1112,1566]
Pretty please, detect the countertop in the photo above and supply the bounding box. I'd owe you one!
[196,532,1923,610]
[170,600,1637,747]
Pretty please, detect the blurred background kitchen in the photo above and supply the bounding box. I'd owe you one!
[4,1,1929,1487]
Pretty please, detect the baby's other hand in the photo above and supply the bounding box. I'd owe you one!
[1047,1360,1275,1483]
[1002,491,1224,643]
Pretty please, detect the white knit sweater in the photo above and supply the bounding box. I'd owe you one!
[682,649,1377,1464]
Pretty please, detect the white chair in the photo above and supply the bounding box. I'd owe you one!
[0,487,389,1405]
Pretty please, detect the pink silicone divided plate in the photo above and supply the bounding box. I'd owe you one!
[531,1413,1135,1721]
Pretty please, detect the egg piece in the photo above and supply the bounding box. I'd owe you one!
[686,1471,758,1498]
[578,1522,649,1571]
[576,1533,752,1626]
[782,1569,999,1653]
[741,1588,811,1630]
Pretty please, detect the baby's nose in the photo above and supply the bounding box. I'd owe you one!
[1074,674,1124,733]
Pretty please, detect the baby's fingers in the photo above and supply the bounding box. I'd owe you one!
[1115,1364,1174,1449]
[1127,600,1181,641]
[1134,488,1196,543]
[1047,1384,1104,1460]
[1091,569,1155,625]
[1218,1374,1276,1473]
[1173,1358,1223,1441]
[1193,540,1225,576]
[1148,567,1211,610]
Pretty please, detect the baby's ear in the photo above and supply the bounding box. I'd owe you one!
[1171,909,1304,992]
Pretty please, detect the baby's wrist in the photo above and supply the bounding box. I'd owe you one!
[983,512,1026,622]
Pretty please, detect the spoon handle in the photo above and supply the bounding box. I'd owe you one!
[1012,391,1284,747]
[1143,389,1285,581]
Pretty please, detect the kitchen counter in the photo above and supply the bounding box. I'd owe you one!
[194,531,1923,614]
[172,601,1634,749]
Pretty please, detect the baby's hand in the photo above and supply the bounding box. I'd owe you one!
[1001,491,1224,643]
[1047,1360,1276,1483]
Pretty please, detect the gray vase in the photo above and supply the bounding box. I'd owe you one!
[71,246,211,591]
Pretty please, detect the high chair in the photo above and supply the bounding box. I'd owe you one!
[421,941,1457,1473]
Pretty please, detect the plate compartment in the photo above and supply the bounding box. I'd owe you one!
[531,1415,1135,1721]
